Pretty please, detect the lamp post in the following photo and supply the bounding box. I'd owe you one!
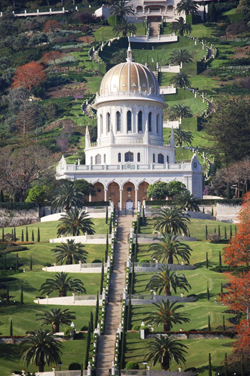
[143,361,147,370]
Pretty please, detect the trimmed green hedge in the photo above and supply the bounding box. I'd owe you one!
[0,203,38,210]
[145,199,242,206]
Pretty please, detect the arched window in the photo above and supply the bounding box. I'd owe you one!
[138,111,142,132]
[116,111,121,132]
[156,114,159,133]
[153,154,155,163]
[137,152,140,162]
[158,153,164,164]
[125,151,134,162]
[118,153,121,162]
[100,114,103,135]
[148,112,152,132]
[107,112,110,133]
[104,154,106,164]
[166,155,169,163]
[127,111,132,132]
[95,154,101,164]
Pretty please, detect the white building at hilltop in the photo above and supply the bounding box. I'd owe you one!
[56,45,202,210]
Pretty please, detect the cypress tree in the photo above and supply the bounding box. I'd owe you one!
[208,315,211,331]
[223,316,225,331]
[205,225,208,240]
[16,254,19,271]
[211,207,214,217]
[0,189,4,202]
[235,225,237,235]
[221,283,223,294]
[85,321,91,370]
[225,353,228,376]
[37,227,40,242]
[109,219,112,234]
[10,319,13,337]
[134,234,138,262]
[100,261,104,295]
[202,207,205,214]
[11,229,14,241]
[218,225,220,237]
[6,284,9,302]
[105,231,109,263]
[105,205,108,224]
[208,2,217,22]
[219,251,222,268]
[208,353,212,376]
[214,227,216,234]
[95,294,99,329]
[206,252,209,269]
[226,185,231,200]
[2,227,4,242]
[21,229,24,242]
[31,230,34,242]
[13,228,16,242]
[230,225,232,238]
[241,357,244,376]
[26,227,29,242]
[224,227,227,240]
[30,256,33,271]
[20,285,23,304]
[127,293,132,331]
[3,253,6,271]
[207,282,210,301]
[90,311,93,334]
[132,261,135,294]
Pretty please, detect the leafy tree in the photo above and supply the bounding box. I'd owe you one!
[205,96,250,165]
[110,0,135,17]
[168,49,193,66]
[227,319,250,371]
[147,182,168,199]
[172,127,193,146]
[20,329,63,372]
[52,181,85,212]
[146,266,191,296]
[174,190,200,212]
[43,20,61,34]
[73,179,96,198]
[52,239,88,265]
[39,272,86,297]
[25,185,47,206]
[169,104,193,120]
[237,0,250,23]
[145,335,188,370]
[42,51,64,66]
[154,207,190,236]
[149,233,192,264]
[11,62,46,92]
[144,300,190,331]
[57,208,95,237]
[170,17,192,36]
[170,72,191,88]
[207,2,217,22]
[113,19,137,37]
[176,0,198,15]
[36,308,76,333]
[167,181,187,199]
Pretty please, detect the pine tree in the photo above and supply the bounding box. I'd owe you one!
[32,230,34,242]
[20,285,23,304]
[26,227,29,242]
[21,229,24,242]
[10,319,13,336]
[37,227,40,242]
[30,256,33,271]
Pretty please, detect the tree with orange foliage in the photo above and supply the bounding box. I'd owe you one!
[43,20,60,34]
[42,51,64,66]
[12,62,46,92]
[227,319,250,372]
[223,192,250,266]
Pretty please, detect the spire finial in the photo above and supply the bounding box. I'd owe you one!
[126,37,132,62]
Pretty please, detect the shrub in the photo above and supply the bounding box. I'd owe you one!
[69,363,81,370]
[125,362,139,370]
[208,233,221,243]
[131,325,140,330]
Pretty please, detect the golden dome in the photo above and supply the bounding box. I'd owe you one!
[100,59,160,97]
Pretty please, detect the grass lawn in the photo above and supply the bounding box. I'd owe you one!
[93,26,115,42]
[0,338,88,376]
[125,333,233,374]
[190,24,218,39]
[164,88,207,118]
[3,218,108,243]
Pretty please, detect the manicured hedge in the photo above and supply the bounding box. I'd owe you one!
[0,203,38,210]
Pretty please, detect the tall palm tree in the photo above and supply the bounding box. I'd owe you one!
[173,127,194,146]
[170,72,191,88]
[113,19,137,37]
[146,266,191,296]
[110,0,135,17]
[170,17,192,36]
[20,329,63,372]
[149,233,192,264]
[168,49,193,66]
[154,207,190,236]
[169,104,193,120]
[52,239,88,265]
[175,190,200,212]
[39,272,86,297]
[145,335,188,370]
[176,0,199,15]
[36,308,76,333]
[57,208,95,237]
[51,181,85,212]
[144,300,190,331]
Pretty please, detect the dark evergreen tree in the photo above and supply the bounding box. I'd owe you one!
[10,319,13,336]
[224,227,227,240]
[26,226,29,242]
[207,282,210,301]
[206,252,209,269]
[32,230,34,242]
[0,189,4,202]
[100,262,104,295]
[208,2,217,22]
[208,353,212,376]
[30,256,33,271]
[16,254,19,271]
[37,227,40,242]
[21,229,24,242]
[20,285,24,304]
[208,315,211,331]
[95,294,99,329]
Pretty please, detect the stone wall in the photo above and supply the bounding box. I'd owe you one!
[216,203,241,223]
[0,208,39,227]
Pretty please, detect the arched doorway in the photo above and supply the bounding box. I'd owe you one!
[126,199,133,210]
[123,182,135,211]
[93,182,104,202]
[107,182,120,209]
[138,181,149,203]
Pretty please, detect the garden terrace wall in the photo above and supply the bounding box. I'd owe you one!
[147,331,237,340]
[131,263,196,272]
[0,207,39,227]
[216,203,242,223]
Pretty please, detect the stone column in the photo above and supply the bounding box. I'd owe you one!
[104,189,108,201]
[135,188,138,210]
[119,189,123,210]
[89,193,92,202]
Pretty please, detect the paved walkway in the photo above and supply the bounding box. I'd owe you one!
[150,22,161,37]
[96,215,133,376]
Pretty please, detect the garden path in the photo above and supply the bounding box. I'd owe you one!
[96,215,133,376]
[150,22,161,37]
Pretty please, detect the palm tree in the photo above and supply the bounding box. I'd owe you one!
[168,49,193,66]
[52,239,88,265]
[170,72,191,88]
[57,208,95,237]
[51,181,85,212]
[113,19,137,38]
[36,308,76,333]
[144,300,190,331]
[169,104,193,120]
[175,190,200,212]
[39,272,86,297]
[173,127,194,146]
[176,0,199,15]
[110,0,135,18]
[170,17,192,36]
[149,233,192,264]
[154,207,190,236]
[146,266,191,296]
[20,329,63,372]
[145,335,188,370]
